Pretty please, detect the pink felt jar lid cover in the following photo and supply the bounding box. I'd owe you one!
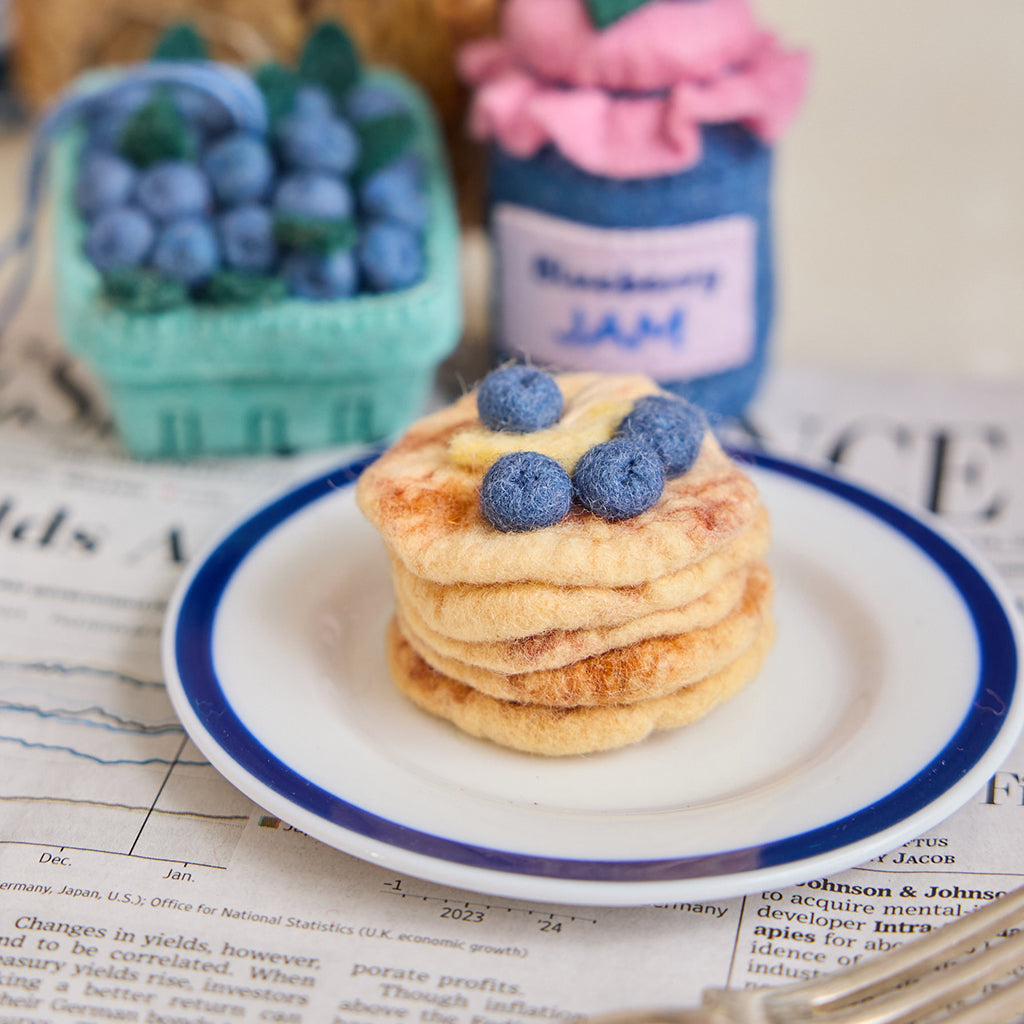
[459,0,809,179]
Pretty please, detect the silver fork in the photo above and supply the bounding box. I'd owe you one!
[594,883,1024,1024]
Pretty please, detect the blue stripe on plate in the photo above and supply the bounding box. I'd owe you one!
[173,450,1018,882]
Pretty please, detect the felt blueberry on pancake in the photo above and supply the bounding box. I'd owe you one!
[477,365,564,433]
[464,368,716,528]
[615,394,706,477]
[480,450,573,532]
[572,438,665,521]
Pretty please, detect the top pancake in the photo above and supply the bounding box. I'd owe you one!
[356,373,762,588]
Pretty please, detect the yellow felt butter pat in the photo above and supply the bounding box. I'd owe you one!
[449,398,633,473]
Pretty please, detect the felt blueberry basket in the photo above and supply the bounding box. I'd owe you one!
[52,69,462,459]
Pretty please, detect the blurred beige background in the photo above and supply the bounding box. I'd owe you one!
[755,0,1024,379]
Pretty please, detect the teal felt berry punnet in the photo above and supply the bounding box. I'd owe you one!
[29,22,462,458]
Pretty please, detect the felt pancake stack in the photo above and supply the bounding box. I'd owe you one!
[356,369,774,756]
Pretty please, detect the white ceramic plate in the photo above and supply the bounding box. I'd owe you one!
[162,450,1024,907]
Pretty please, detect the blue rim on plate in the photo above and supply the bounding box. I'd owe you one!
[169,450,1020,884]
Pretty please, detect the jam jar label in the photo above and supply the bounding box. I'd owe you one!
[494,204,757,379]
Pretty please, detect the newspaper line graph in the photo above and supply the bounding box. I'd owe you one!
[0,656,255,868]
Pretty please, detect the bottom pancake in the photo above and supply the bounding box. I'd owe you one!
[386,616,775,757]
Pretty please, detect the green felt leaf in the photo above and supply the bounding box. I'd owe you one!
[298,22,361,105]
[273,215,357,253]
[355,112,416,179]
[583,0,652,28]
[255,62,300,124]
[200,271,288,306]
[102,269,188,312]
[151,22,208,60]
[119,90,195,167]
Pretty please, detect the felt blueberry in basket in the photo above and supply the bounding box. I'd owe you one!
[389,151,426,184]
[480,450,573,532]
[282,248,357,300]
[137,160,211,222]
[272,171,356,251]
[276,109,360,176]
[152,217,220,285]
[92,81,151,123]
[344,81,410,123]
[202,132,274,206]
[83,83,151,153]
[615,394,707,477]
[572,438,665,521]
[75,151,137,217]
[357,221,423,292]
[476,366,564,433]
[292,85,334,120]
[217,204,278,273]
[84,206,155,271]
[171,83,234,140]
[272,171,352,220]
[359,161,428,230]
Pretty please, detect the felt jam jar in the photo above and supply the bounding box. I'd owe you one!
[460,0,808,418]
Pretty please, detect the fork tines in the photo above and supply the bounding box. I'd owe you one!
[763,882,1024,1023]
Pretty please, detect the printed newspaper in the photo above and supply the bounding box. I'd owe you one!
[2,328,1024,1022]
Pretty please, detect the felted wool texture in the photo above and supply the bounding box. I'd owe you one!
[396,562,772,707]
[571,438,665,521]
[386,614,775,756]
[486,135,774,419]
[489,0,768,95]
[448,382,633,473]
[395,564,749,674]
[386,503,769,642]
[356,372,761,587]
[461,0,809,179]
[476,365,563,432]
[479,450,573,532]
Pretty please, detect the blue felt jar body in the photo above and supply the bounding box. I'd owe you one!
[487,124,774,420]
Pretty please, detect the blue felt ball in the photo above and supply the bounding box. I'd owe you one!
[75,151,138,218]
[218,205,278,273]
[168,87,231,141]
[136,161,211,223]
[292,85,334,120]
[386,151,427,183]
[87,83,148,130]
[356,221,424,292]
[83,83,152,152]
[93,82,152,120]
[203,132,275,206]
[152,218,220,286]
[479,451,573,533]
[615,395,707,477]
[281,250,358,300]
[359,162,427,230]
[572,439,665,521]
[276,112,360,175]
[343,81,409,123]
[274,173,353,221]
[83,206,155,272]
[84,110,132,153]
[171,85,233,139]
[476,366,563,434]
